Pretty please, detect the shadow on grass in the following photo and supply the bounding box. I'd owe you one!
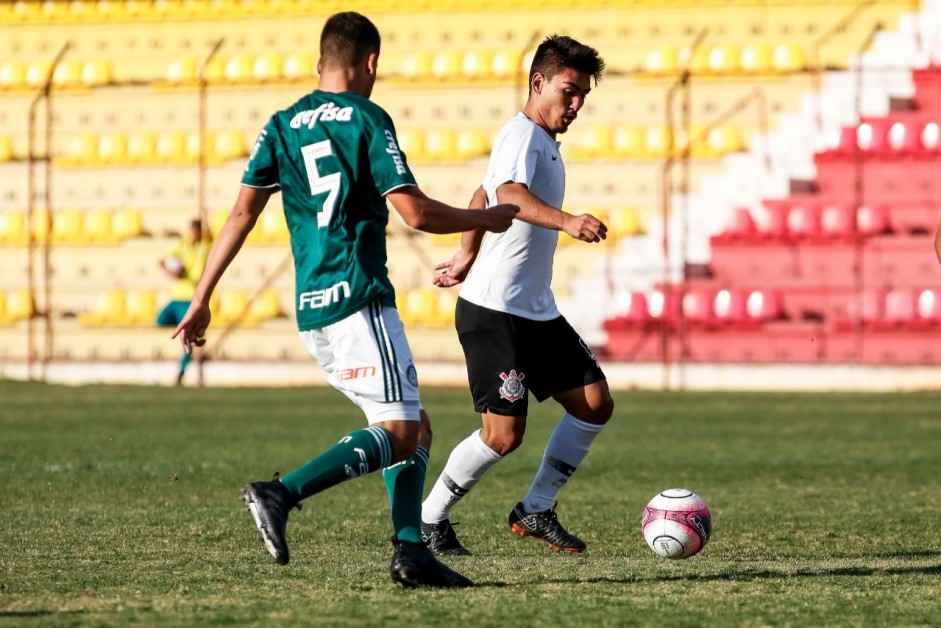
[0,610,86,618]
[474,561,941,587]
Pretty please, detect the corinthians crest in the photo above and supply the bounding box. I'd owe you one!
[498,369,526,402]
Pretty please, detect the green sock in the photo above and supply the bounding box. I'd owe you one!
[382,446,429,544]
[280,426,393,501]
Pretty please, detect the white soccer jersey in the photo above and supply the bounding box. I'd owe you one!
[459,113,565,321]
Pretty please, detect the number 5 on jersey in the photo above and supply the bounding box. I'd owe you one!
[301,140,341,228]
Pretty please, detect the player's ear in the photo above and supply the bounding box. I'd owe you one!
[365,52,378,77]
[316,58,323,76]
[531,72,544,95]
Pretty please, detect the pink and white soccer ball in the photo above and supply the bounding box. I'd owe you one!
[642,488,712,559]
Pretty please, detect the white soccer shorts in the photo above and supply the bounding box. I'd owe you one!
[299,300,421,424]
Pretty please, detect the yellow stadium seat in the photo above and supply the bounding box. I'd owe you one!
[215,288,252,325]
[643,126,673,159]
[741,43,774,73]
[209,209,229,239]
[155,131,188,163]
[0,135,14,162]
[30,210,52,244]
[25,61,51,87]
[433,289,458,327]
[0,288,36,324]
[246,288,282,323]
[424,128,458,161]
[223,54,254,84]
[401,52,433,81]
[165,56,198,84]
[491,50,524,81]
[59,133,98,166]
[404,288,438,327]
[127,132,158,164]
[0,211,27,245]
[51,209,85,243]
[572,125,614,158]
[774,43,806,72]
[212,129,247,162]
[201,55,226,84]
[396,127,426,162]
[606,206,644,238]
[253,53,284,82]
[97,132,128,164]
[283,52,316,80]
[81,59,112,86]
[705,124,745,157]
[83,209,115,244]
[125,289,157,325]
[259,209,290,244]
[0,61,28,89]
[462,50,493,81]
[612,125,644,158]
[52,59,84,88]
[79,288,126,326]
[455,128,489,160]
[644,46,679,75]
[186,131,211,163]
[112,209,144,240]
[707,44,741,75]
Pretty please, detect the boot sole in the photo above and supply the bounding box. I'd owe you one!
[242,487,290,565]
[510,523,586,553]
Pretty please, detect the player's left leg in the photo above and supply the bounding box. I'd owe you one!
[509,317,613,552]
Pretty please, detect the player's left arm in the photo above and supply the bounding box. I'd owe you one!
[496,181,607,243]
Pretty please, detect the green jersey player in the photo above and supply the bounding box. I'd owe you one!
[172,11,517,588]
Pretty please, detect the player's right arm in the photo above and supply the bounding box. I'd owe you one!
[497,181,607,243]
[386,185,517,235]
[432,186,489,288]
[171,186,272,351]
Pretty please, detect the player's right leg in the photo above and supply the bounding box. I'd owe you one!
[421,298,529,555]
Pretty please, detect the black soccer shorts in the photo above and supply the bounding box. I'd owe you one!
[455,297,606,417]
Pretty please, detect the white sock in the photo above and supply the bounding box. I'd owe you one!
[522,413,605,513]
[421,429,503,523]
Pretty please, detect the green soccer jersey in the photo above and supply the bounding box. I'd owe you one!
[242,90,417,331]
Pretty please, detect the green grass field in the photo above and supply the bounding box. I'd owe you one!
[2,379,940,626]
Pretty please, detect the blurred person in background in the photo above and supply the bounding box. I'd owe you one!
[156,217,211,385]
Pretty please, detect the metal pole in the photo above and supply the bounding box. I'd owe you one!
[25,41,71,380]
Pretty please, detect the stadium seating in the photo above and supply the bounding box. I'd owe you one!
[0,0,927,367]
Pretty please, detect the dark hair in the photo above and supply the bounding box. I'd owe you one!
[320,11,381,68]
[529,34,605,88]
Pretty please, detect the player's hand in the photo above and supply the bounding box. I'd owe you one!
[433,250,475,288]
[171,299,211,354]
[484,203,519,232]
[562,213,608,243]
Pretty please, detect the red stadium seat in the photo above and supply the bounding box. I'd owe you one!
[883,287,917,325]
[857,120,890,156]
[682,288,714,325]
[856,204,891,236]
[746,289,784,322]
[603,291,651,330]
[920,121,940,156]
[917,288,941,323]
[717,207,756,240]
[786,204,820,240]
[712,288,749,326]
[819,203,855,240]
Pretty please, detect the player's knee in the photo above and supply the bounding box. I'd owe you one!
[582,393,615,424]
[383,421,421,463]
[481,425,525,456]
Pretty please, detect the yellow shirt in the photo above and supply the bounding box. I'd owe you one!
[167,238,211,301]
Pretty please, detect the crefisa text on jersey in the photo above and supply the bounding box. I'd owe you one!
[383,130,407,175]
[290,102,354,130]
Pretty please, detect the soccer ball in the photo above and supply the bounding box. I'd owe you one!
[642,488,712,559]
